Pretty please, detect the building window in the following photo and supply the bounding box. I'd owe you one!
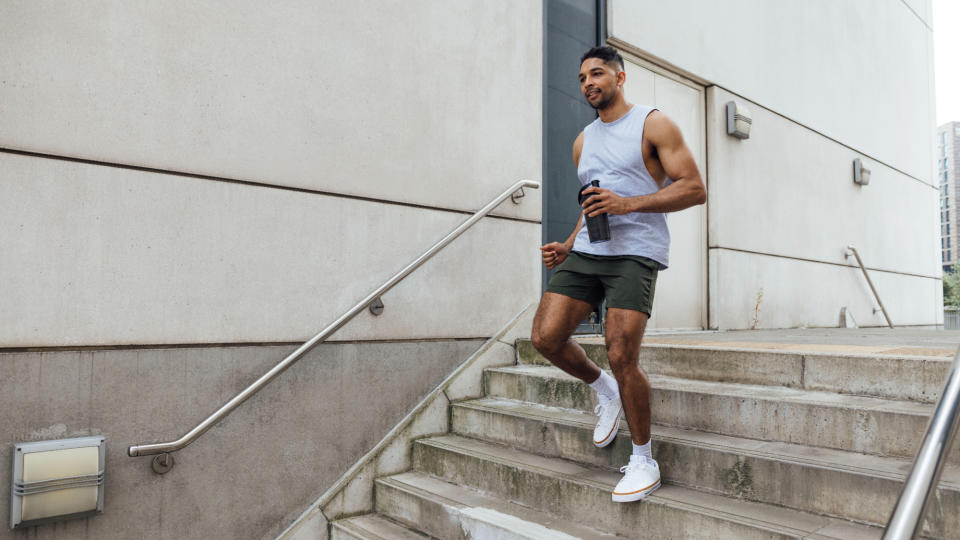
[949,223,952,235]
[949,238,952,249]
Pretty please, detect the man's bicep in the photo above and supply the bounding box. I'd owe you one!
[650,114,700,183]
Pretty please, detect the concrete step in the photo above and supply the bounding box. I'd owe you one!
[376,471,620,539]
[330,513,429,540]
[411,434,881,540]
[450,397,960,537]
[515,339,950,403]
[482,365,956,464]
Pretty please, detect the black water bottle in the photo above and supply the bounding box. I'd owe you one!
[578,180,611,243]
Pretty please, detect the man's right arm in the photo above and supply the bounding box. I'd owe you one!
[541,132,585,269]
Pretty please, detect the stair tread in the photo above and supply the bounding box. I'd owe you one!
[416,434,881,539]
[379,471,621,539]
[487,364,933,416]
[331,513,430,540]
[452,396,960,488]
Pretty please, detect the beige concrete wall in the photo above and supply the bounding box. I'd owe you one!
[704,86,941,329]
[1,340,481,540]
[0,1,543,347]
[609,0,934,184]
[0,1,542,220]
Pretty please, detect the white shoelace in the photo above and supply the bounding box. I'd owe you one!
[620,456,656,474]
[594,398,616,417]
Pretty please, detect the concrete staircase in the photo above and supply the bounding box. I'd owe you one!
[330,338,960,539]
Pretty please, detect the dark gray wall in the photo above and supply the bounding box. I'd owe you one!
[542,0,601,290]
[1,340,481,540]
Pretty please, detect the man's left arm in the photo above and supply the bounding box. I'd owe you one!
[581,111,706,217]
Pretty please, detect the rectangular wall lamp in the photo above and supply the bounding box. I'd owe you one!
[10,436,105,529]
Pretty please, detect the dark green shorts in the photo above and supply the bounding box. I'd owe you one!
[545,251,659,315]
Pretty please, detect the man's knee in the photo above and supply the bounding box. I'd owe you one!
[531,327,565,357]
[606,341,639,377]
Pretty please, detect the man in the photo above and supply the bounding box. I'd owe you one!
[531,46,706,503]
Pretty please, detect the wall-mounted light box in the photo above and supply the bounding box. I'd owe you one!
[853,158,871,186]
[10,436,105,529]
[725,101,752,139]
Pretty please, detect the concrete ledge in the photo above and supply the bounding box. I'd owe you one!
[518,339,953,403]
[275,303,533,540]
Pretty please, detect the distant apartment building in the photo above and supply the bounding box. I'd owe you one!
[940,122,960,271]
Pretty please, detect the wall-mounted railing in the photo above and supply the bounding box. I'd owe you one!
[127,179,540,473]
[845,245,893,328]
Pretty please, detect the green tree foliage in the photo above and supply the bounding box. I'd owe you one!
[945,263,960,307]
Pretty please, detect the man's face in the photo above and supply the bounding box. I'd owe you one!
[579,57,622,110]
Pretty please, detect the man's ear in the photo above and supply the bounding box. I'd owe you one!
[617,69,626,88]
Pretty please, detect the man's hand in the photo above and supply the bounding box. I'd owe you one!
[540,242,570,269]
[581,186,631,217]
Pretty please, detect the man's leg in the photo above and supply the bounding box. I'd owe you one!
[604,308,651,445]
[605,307,660,502]
[530,292,601,382]
[532,292,623,447]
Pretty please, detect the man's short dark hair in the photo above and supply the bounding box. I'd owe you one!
[580,46,624,72]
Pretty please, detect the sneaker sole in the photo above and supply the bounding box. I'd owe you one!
[593,405,622,448]
[612,479,661,503]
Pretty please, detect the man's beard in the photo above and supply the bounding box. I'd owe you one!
[588,91,614,110]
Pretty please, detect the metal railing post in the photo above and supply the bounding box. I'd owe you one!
[845,246,894,328]
[883,347,960,539]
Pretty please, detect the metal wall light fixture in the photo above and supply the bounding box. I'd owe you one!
[725,101,752,139]
[10,436,105,529]
[853,158,871,186]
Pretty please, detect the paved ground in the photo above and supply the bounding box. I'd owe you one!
[579,328,960,358]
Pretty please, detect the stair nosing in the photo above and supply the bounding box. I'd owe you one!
[487,364,933,416]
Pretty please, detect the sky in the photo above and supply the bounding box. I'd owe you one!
[934,0,960,126]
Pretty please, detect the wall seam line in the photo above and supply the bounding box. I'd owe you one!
[710,246,941,280]
[0,147,542,225]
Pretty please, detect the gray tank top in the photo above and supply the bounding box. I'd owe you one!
[573,104,670,269]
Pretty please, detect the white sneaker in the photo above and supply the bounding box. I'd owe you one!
[612,455,661,502]
[592,395,622,448]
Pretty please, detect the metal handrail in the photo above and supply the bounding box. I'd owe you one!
[128,179,540,462]
[884,346,960,539]
[845,245,894,328]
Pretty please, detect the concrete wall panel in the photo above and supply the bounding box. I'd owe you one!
[609,0,934,183]
[0,340,481,540]
[706,87,940,279]
[0,1,542,220]
[0,153,540,347]
[710,248,940,329]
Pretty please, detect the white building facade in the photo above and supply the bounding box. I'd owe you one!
[939,121,960,271]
